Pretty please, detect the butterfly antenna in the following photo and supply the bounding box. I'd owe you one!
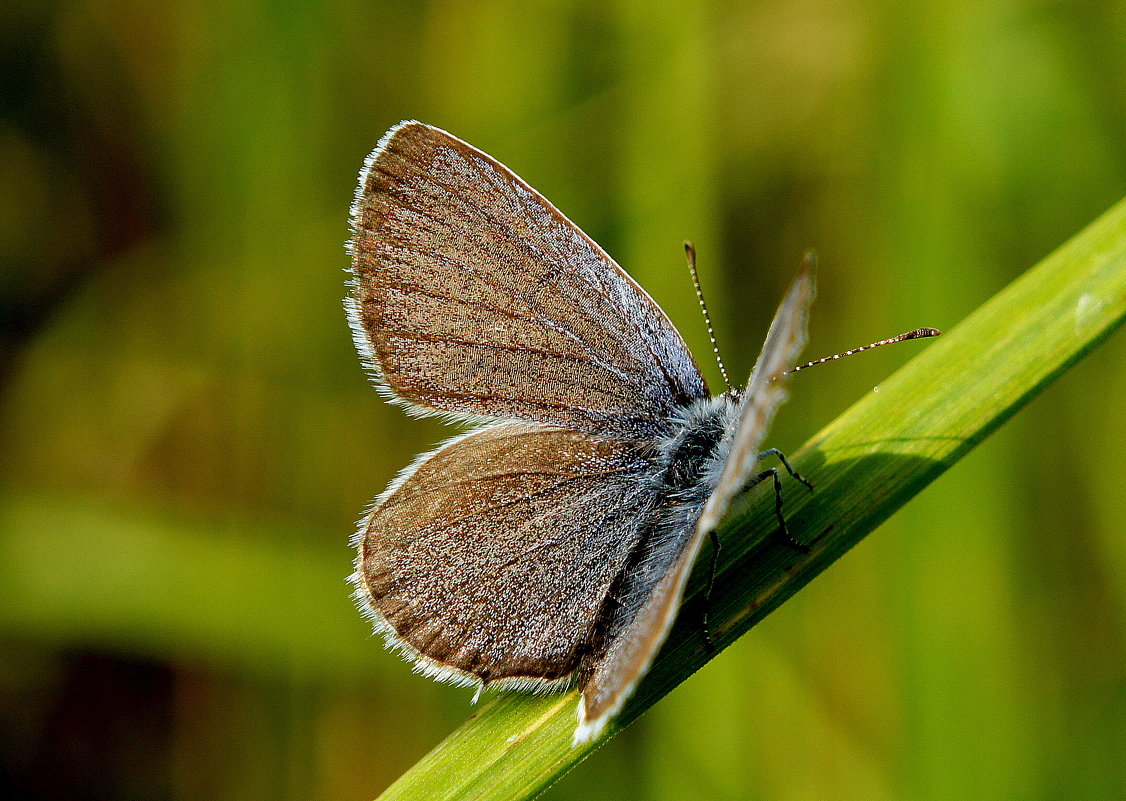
[684,241,733,393]
[782,327,941,377]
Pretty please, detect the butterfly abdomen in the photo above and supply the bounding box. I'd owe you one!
[583,394,741,647]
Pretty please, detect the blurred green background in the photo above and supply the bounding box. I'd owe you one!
[2,1,1124,799]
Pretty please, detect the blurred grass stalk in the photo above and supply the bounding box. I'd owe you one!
[374,194,1126,801]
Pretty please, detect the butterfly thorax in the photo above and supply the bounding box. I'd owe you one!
[657,393,741,503]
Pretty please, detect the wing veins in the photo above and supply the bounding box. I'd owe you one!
[453,155,695,408]
[385,465,648,537]
[398,151,692,406]
[392,385,654,425]
[379,329,641,404]
[365,276,633,386]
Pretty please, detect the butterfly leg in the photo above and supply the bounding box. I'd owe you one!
[698,529,722,651]
[748,466,810,552]
[757,448,814,493]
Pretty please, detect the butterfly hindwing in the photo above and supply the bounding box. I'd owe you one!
[354,421,666,692]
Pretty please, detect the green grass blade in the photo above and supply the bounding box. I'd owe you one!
[374,195,1126,801]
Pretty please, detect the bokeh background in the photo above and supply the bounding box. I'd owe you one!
[2,1,1124,799]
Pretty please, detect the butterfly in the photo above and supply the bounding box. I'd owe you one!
[346,121,814,744]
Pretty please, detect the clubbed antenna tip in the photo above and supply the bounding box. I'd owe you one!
[684,241,733,393]
[783,327,941,377]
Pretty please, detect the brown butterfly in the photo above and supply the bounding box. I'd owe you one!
[346,121,814,743]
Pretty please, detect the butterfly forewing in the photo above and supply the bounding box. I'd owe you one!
[575,265,815,743]
[355,422,665,690]
[696,263,814,537]
[348,122,709,439]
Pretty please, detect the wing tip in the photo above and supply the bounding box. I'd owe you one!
[573,700,610,747]
[348,120,435,239]
[793,250,818,300]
